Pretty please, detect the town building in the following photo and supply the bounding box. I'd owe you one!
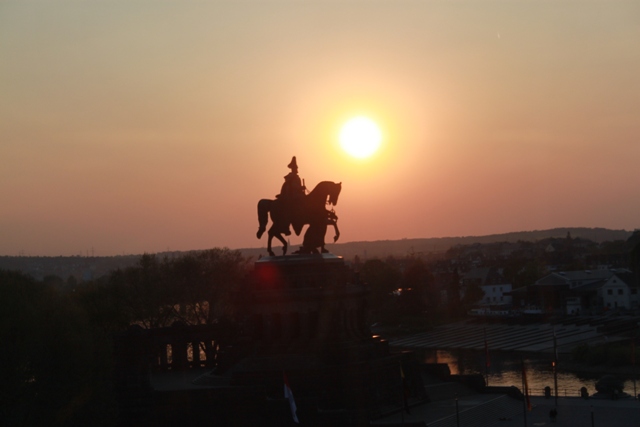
[461,267,512,307]
[528,268,635,315]
[601,271,639,310]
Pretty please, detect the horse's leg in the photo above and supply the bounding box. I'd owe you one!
[267,230,275,257]
[257,199,271,239]
[292,221,304,237]
[331,220,340,243]
[274,234,288,256]
[320,222,329,253]
[300,224,324,254]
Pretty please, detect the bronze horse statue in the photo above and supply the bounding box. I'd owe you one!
[257,181,341,256]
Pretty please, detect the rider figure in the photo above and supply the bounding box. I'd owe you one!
[277,156,306,235]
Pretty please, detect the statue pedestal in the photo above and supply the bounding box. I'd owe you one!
[245,253,369,349]
[228,253,407,420]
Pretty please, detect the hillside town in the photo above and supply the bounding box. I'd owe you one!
[435,230,640,319]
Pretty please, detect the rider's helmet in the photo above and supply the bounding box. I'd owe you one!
[287,156,298,170]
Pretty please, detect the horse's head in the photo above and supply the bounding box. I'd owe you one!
[328,182,341,206]
[308,180,342,207]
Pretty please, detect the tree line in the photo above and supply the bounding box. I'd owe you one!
[0,248,248,427]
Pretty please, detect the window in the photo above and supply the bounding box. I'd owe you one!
[607,289,613,295]
[631,289,638,295]
[618,289,623,295]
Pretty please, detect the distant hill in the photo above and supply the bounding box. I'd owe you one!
[1,228,633,279]
[240,227,633,261]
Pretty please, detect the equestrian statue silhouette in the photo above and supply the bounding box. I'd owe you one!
[256,157,341,256]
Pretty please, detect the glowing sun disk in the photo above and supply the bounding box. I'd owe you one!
[339,116,382,159]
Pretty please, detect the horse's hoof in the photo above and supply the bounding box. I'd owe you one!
[257,229,264,239]
[268,250,275,257]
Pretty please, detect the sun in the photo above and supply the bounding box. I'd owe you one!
[339,116,382,159]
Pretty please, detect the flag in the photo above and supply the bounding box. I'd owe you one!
[521,360,532,411]
[401,363,411,414]
[284,372,299,423]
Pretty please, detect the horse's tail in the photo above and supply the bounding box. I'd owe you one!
[256,199,271,239]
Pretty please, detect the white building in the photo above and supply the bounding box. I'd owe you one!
[461,267,512,307]
[480,283,513,306]
[601,272,639,310]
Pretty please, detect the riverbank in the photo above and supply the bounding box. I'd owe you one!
[388,320,631,355]
[388,319,640,398]
[373,394,640,427]
[557,360,640,377]
[497,396,640,427]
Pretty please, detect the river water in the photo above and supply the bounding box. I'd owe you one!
[418,349,639,398]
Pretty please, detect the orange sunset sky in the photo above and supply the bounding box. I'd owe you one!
[1,1,639,257]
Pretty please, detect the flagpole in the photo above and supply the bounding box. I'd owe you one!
[399,360,410,425]
[521,358,529,427]
[553,327,558,408]
[400,360,406,425]
[401,371,405,427]
[633,335,637,400]
[484,327,490,387]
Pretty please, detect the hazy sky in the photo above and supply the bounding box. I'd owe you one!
[1,1,639,256]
